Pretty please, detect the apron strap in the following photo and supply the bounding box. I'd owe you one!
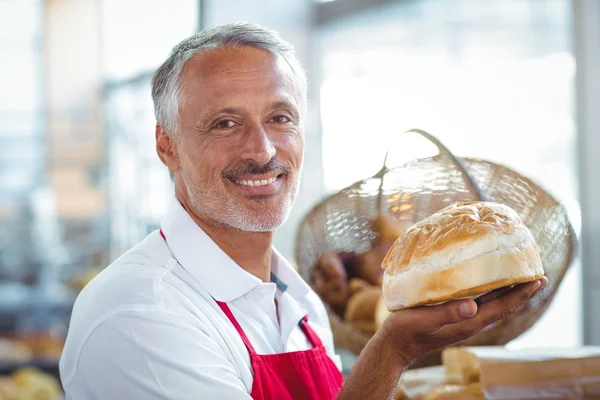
[299,316,324,348]
[214,301,258,356]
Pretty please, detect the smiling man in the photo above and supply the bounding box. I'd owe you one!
[59,23,546,400]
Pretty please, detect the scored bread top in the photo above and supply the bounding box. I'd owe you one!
[382,202,525,275]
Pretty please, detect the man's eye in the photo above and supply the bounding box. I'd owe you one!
[214,120,236,129]
[271,115,292,124]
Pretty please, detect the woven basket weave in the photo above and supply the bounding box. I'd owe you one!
[295,129,577,366]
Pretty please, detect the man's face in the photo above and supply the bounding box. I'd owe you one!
[174,47,304,232]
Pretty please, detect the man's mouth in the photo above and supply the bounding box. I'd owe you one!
[227,173,285,193]
[232,175,279,187]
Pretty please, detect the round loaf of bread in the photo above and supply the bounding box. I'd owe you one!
[381,201,544,310]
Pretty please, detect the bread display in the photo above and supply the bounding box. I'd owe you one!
[0,368,61,400]
[382,202,544,310]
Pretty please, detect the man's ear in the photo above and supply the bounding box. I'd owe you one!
[156,124,181,174]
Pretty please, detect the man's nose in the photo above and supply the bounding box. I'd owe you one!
[241,123,276,166]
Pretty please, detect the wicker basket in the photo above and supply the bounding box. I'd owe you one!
[295,129,578,366]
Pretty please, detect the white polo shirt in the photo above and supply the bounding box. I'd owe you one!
[59,199,341,400]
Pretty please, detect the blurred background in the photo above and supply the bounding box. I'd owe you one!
[0,0,599,394]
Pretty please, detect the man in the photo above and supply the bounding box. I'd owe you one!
[60,23,546,399]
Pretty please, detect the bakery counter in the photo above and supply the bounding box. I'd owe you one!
[393,346,600,399]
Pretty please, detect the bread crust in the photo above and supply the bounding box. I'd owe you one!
[382,202,544,310]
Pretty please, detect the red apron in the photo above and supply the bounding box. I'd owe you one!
[159,230,344,399]
[215,300,343,400]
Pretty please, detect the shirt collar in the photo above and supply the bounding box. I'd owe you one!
[271,246,310,301]
[161,199,310,303]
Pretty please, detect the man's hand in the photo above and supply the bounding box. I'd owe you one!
[380,277,548,366]
[337,277,547,400]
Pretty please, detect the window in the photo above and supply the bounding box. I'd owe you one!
[102,0,199,258]
[101,0,200,80]
[0,0,45,281]
[105,80,173,257]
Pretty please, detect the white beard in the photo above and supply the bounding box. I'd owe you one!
[179,152,300,232]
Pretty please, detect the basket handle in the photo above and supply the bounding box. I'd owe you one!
[375,129,488,214]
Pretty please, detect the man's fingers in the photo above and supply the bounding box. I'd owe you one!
[386,277,547,342]
[391,298,479,333]
[433,299,479,329]
[529,276,549,299]
[475,286,514,305]
[476,277,548,305]
[475,276,548,306]
[450,279,542,337]
[382,278,548,363]
[478,279,541,324]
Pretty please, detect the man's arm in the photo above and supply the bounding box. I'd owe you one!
[337,278,547,400]
[62,310,252,400]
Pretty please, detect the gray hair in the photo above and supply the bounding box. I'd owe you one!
[151,22,307,136]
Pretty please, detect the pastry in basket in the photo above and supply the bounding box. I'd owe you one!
[354,243,390,286]
[371,215,410,244]
[354,215,411,286]
[310,253,350,316]
[344,279,389,334]
[382,201,544,310]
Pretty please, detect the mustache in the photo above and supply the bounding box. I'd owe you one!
[221,158,291,178]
